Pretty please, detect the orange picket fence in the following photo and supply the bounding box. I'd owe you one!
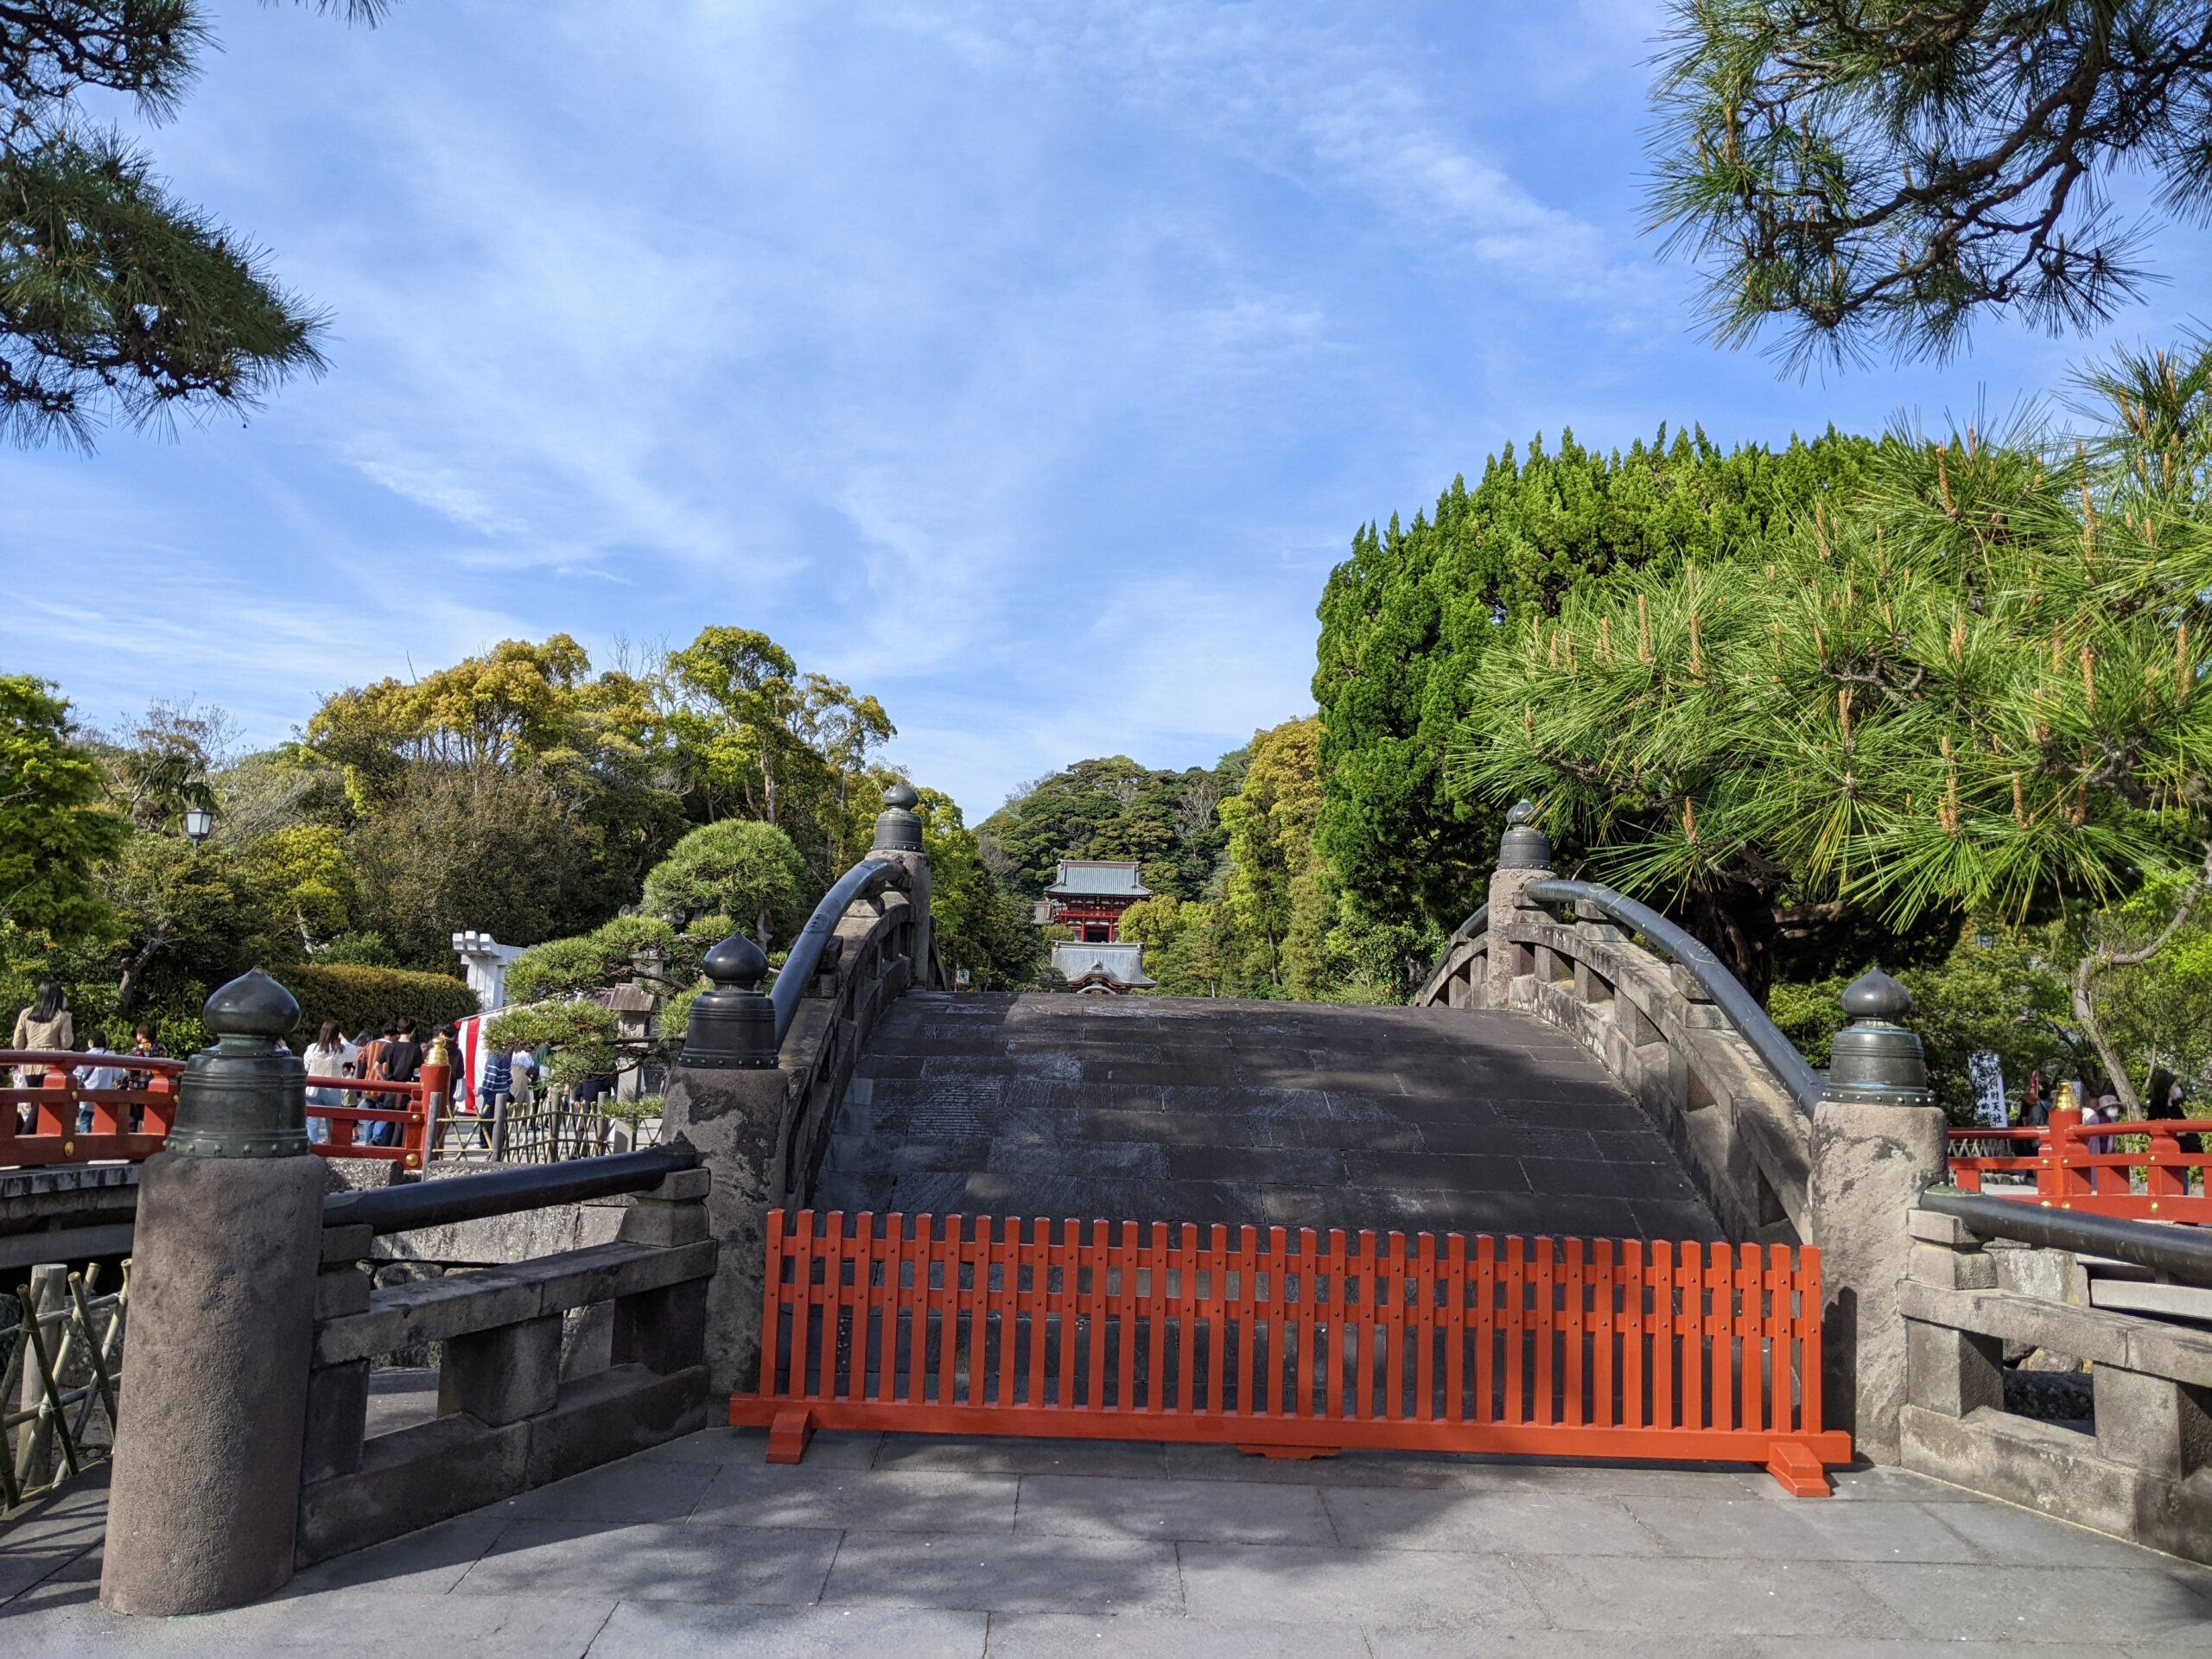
[728,1210,1848,1495]
[1,1050,446,1170]
[1948,1103,2212,1224]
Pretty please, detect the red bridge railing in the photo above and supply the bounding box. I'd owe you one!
[1,1049,448,1172]
[1948,1102,2212,1224]
[728,1210,1848,1495]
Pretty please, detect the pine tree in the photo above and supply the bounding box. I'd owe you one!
[2,3,385,448]
[1647,1,2212,369]
[1457,334,2212,1059]
[1312,427,1872,932]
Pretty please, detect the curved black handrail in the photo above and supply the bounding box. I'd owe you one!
[768,857,900,1046]
[1522,878,1824,1114]
[324,1143,699,1236]
[1415,903,1490,995]
[1922,1187,2212,1287]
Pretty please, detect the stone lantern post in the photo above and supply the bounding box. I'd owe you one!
[1808,969,1948,1465]
[102,969,327,1615]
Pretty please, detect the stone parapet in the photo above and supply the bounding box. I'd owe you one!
[1900,1208,2212,1562]
[295,1162,715,1566]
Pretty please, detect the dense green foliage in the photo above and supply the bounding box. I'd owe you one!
[918,791,1049,992]
[1312,427,1874,933]
[640,819,808,944]
[979,755,1243,902]
[0,676,125,940]
[1453,335,2212,1109]
[2,620,1039,1051]
[291,963,479,1045]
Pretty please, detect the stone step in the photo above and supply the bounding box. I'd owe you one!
[811,992,1726,1243]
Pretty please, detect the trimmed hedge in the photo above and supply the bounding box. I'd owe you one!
[289,963,480,1041]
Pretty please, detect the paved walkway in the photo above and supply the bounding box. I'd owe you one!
[3,1427,2209,1656]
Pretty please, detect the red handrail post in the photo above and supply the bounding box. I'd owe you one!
[35,1063,71,1139]
[2046,1104,2089,1204]
[410,1040,452,1173]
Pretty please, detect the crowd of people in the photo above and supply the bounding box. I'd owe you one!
[2004,1070,2204,1156]
[8,983,543,1148]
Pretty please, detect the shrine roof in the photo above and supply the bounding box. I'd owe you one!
[1051,940,1157,988]
[1046,860,1151,899]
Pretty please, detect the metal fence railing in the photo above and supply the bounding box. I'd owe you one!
[2,1261,128,1508]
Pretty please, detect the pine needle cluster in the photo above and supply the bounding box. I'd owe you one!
[1647,1,2212,369]
[1,3,385,448]
[1456,334,2212,942]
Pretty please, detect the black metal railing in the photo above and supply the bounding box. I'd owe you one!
[768,858,899,1045]
[1522,878,1825,1114]
[321,1142,698,1236]
[1921,1186,2212,1286]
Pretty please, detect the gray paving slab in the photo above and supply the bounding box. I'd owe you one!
[1914,1490,2212,1568]
[1618,1492,1987,1562]
[876,1432,1167,1478]
[588,1601,986,1656]
[454,1517,841,1605]
[1805,1464,1987,1503]
[822,1530,1184,1614]
[1321,1484,1664,1554]
[1841,1561,2212,1645]
[0,1547,616,1658]
[0,1472,106,1600]
[983,1611,1371,1657]
[501,1452,720,1524]
[283,1508,514,1598]
[636,1427,883,1469]
[1175,1539,1550,1629]
[1367,1635,1764,1659]
[1510,1552,1914,1638]
[6,1386,2208,1658]
[1738,1644,2141,1659]
[691,1461,1019,1534]
[1014,1473,1335,1546]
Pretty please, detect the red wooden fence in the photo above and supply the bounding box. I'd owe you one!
[728,1210,1847,1495]
[1949,1103,2212,1224]
[1,1050,447,1170]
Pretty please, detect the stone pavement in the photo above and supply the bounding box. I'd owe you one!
[4,1424,2210,1657]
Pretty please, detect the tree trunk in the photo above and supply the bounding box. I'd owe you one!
[1685,887,1777,1006]
[114,921,173,1019]
[2069,846,2211,1116]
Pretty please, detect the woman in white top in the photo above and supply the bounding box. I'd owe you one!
[304,1020,358,1146]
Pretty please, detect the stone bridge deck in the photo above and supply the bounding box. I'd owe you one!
[8,1421,2209,1656]
[814,992,1722,1239]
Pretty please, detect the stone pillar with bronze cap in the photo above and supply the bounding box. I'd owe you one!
[102,969,329,1615]
[1484,800,1554,1009]
[658,933,791,1395]
[873,780,933,987]
[1807,968,1948,1465]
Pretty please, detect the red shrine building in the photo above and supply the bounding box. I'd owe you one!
[1035,859,1156,994]
[1035,859,1150,942]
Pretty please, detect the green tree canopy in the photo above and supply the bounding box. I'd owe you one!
[1313,426,1873,932]
[979,755,1239,901]
[640,817,807,945]
[1455,335,2212,1033]
[1647,0,2212,369]
[914,788,1050,992]
[0,675,125,942]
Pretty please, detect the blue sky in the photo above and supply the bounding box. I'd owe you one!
[7,1,2209,820]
